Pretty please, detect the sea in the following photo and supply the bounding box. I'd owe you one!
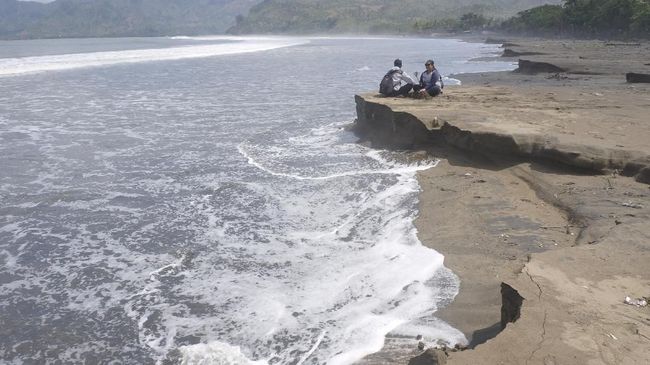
[0,36,515,365]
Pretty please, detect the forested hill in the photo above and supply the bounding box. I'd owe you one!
[227,0,562,34]
[501,0,650,38]
[0,0,262,39]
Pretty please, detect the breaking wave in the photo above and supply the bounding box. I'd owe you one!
[0,37,307,77]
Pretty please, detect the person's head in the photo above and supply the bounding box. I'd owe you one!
[425,59,435,70]
[393,59,402,68]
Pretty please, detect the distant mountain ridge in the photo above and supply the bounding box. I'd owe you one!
[227,0,563,34]
[0,0,565,39]
[0,0,262,39]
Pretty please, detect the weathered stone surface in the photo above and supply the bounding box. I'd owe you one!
[353,90,650,184]
[355,89,650,364]
[516,59,565,74]
[408,349,448,365]
[354,94,436,149]
[359,38,650,365]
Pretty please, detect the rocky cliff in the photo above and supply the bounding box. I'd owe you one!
[354,91,650,183]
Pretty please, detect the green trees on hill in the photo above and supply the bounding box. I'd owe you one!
[502,0,650,37]
[4,0,646,39]
[228,0,564,34]
[412,13,494,33]
[500,5,564,33]
[0,0,262,39]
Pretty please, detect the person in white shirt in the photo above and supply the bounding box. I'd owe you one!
[385,59,417,97]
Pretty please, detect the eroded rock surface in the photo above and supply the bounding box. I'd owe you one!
[354,87,650,183]
[355,37,650,365]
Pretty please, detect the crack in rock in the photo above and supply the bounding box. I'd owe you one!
[526,311,548,365]
[525,267,543,300]
[524,268,547,364]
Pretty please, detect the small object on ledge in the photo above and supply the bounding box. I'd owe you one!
[624,296,648,307]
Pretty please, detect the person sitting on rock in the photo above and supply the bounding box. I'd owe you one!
[418,59,444,97]
[380,58,417,97]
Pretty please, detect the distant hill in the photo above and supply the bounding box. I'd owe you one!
[0,0,262,39]
[227,0,563,34]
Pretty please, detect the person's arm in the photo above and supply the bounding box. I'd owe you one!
[400,71,416,85]
[436,70,444,89]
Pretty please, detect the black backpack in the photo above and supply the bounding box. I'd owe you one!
[379,69,400,95]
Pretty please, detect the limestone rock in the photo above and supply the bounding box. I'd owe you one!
[517,59,565,74]
[408,348,448,365]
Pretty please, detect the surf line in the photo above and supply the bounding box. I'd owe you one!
[0,38,308,77]
[296,330,327,365]
[236,144,439,180]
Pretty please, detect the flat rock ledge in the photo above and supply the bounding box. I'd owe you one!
[354,90,650,184]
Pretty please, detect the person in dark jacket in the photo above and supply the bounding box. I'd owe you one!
[418,59,443,97]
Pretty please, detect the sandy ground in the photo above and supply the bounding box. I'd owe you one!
[418,151,650,365]
[425,38,650,365]
[358,37,650,364]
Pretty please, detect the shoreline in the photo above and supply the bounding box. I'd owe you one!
[356,36,650,364]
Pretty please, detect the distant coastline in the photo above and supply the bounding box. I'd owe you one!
[0,0,256,40]
[4,0,648,41]
[1,0,569,41]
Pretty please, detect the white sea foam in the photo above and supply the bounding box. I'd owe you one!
[198,122,462,364]
[443,76,461,86]
[237,143,436,180]
[0,250,18,268]
[237,124,439,181]
[175,35,304,42]
[391,317,467,348]
[179,341,268,365]
[0,37,307,77]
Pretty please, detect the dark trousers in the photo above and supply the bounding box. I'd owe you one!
[426,85,442,96]
[388,84,413,97]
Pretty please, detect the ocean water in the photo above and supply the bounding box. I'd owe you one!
[0,36,515,364]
